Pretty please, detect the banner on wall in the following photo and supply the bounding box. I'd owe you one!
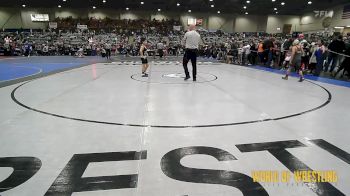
[77,25,88,30]
[313,10,334,18]
[173,26,181,31]
[49,22,58,29]
[342,4,350,19]
[187,18,203,26]
[30,14,49,22]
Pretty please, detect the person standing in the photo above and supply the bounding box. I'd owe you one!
[242,42,251,65]
[257,40,265,64]
[315,40,326,76]
[105,42,112,60]
[324,35,345,73]
[182,24,201,81]
[280,38,293,68]
[24,42,32,57]
[332,45,350,78]
[157,41,164,59]
[263,38,275,67]
[237,43,243,65]
[140,38,150,77]
[42,44,49,56]
[308,42,318,74]
[282,39,305,82]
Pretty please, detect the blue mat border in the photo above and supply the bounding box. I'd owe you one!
[247,65,350,88]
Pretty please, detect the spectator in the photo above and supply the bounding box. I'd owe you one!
[324,35,345,72]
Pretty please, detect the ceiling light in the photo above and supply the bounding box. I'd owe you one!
[22,4,26,7]
[274,8,277,10]
[126,7,129,10]
[308,1,312,5]
[63,0,66,2]
[58,5,62,8]
[245,12,248,15]
[217,11,220,14]
[92,6,96,9]
[209,0,213,1]
[211,5,214,7]
[243,6,247,9]
[246,1,250,3]
[177,3,180,6]
[276,11,278,14]
[188,10,191,13]
[103,0,106,3]
[281,2,285,5]
[158,9,161,11]
[272,0,275,2]
[141,1,144,5]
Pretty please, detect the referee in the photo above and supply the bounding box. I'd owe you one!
[182,24,201,81]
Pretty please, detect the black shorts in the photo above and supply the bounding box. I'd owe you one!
[141,58,148,64]
[291,59,302,71]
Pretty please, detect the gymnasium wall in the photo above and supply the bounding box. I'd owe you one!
[234,15,268,32]
[0,8,49,29]
[266,15,301,34]
[1,5,348,33]
[54,9,86,19]
[0,8,22,29]
[300,4,350,33]
[207,14,235,32]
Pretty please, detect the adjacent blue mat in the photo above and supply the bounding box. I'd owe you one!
[248,65,350,88]
[0,56,105,82]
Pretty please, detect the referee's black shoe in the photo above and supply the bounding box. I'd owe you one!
[184,76,190,81]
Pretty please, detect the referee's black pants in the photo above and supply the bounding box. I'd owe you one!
[183,49,198,79]
[106,49,111,59]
